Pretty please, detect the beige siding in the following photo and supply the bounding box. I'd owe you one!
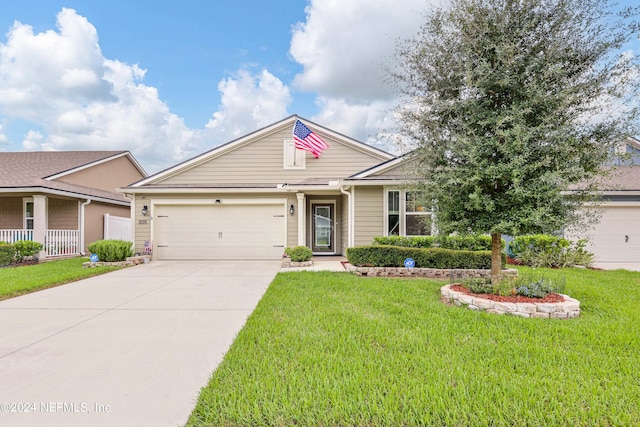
[287,197,298,249]
[134,194,152,255]
[57,155,145,192]
[48,198,79,230]
[0,197,23,228]
[133,193,297,257]
[84,202,130,252]
[157,125,388,185]
[353,186,384,246]
[370,157,420,179]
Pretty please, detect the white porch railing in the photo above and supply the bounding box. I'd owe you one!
[0,229,34,243]
[0,229,79,258]
[45,230,80,257]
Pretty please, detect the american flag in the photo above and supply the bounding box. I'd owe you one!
[292,119,329,158]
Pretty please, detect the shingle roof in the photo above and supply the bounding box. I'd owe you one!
[604,166,640,191]
[0,151,131,202]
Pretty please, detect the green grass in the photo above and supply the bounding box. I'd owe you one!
[187,267,640,427]
[0,257,124,300]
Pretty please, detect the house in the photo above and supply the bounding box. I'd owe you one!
[119,115,434,260]
[565,137,640,265]
[0,151,147,259]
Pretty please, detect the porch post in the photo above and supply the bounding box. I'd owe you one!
[33,195,47,259]
[296,192,306,246]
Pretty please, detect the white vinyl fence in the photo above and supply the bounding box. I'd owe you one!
[104,214,132,241]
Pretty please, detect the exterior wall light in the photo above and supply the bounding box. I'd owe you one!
[290,204,295,215]
[141,205,148,216]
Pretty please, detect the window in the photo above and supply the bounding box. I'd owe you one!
[24,199,34,230]
[386,190,433,236]
[283,140,306,169]
[405,192,431,236]
[387,191,400,235]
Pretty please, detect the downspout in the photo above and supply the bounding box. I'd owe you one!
[339,183,354,248]
[80,199,92,255]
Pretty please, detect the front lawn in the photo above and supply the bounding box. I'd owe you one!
[0,257,124,300]
[187,267,640,427]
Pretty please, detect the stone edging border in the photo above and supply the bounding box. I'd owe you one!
[281,258,314,268]
[344,263,518,280]
[440,284,581,319]
[82,256,151,268]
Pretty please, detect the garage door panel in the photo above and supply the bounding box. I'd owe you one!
[154,204,285,260]
[574,206,640,263]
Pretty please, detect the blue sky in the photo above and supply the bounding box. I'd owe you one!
[0,1,638,173]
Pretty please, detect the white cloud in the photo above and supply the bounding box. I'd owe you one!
[290,0,431,154]
[22,130,45,150]
[290,0,427,103]
[204,69,292,141]
[0,124,8,145]
[0,8,198,173]
[311,97,399,153]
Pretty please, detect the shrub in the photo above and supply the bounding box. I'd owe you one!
[346,245,505,269]
[515,270,566,298]
[87,240,134,262]
[462,278,493,294]
[373,236,436,248]
[0,244,15,266]
[285,246,313,262]
[14,240,43,260]
[373,234,501,251]
[510,235,595,268]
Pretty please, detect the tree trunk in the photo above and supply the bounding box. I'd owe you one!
[491,233,502,285]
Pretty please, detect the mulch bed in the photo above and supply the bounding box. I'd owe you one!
[450,284,565,303]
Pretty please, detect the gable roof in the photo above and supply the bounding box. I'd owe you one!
[0,151,145,204]
[129,115,394,187]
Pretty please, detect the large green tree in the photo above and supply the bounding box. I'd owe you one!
[394,0,640,282]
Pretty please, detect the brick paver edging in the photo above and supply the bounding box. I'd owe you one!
[440,284,581,319]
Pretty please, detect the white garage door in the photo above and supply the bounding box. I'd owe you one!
[580,205,640,263]
[153,203,286,260]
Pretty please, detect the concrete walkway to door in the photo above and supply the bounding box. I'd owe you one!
[0,261,280,427]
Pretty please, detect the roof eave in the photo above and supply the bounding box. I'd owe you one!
[0,186,130,206]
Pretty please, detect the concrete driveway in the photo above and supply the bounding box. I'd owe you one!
[0,260,280,427]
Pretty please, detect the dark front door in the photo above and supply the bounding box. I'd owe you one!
[312,204,334,254]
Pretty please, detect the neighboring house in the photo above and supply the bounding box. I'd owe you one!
[566,137,640,264]
[120,115,434,260]
[0,151,147,259]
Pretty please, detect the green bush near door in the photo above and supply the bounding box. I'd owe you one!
[87,240,134,262]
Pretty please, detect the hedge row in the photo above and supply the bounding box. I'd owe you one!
[0,244,15,266]
[372,235,504,251]
[347,245,505,269]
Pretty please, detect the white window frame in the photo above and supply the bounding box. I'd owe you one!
[23,198,34,230]
[283,140,306,170]
[384,189,435,236]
